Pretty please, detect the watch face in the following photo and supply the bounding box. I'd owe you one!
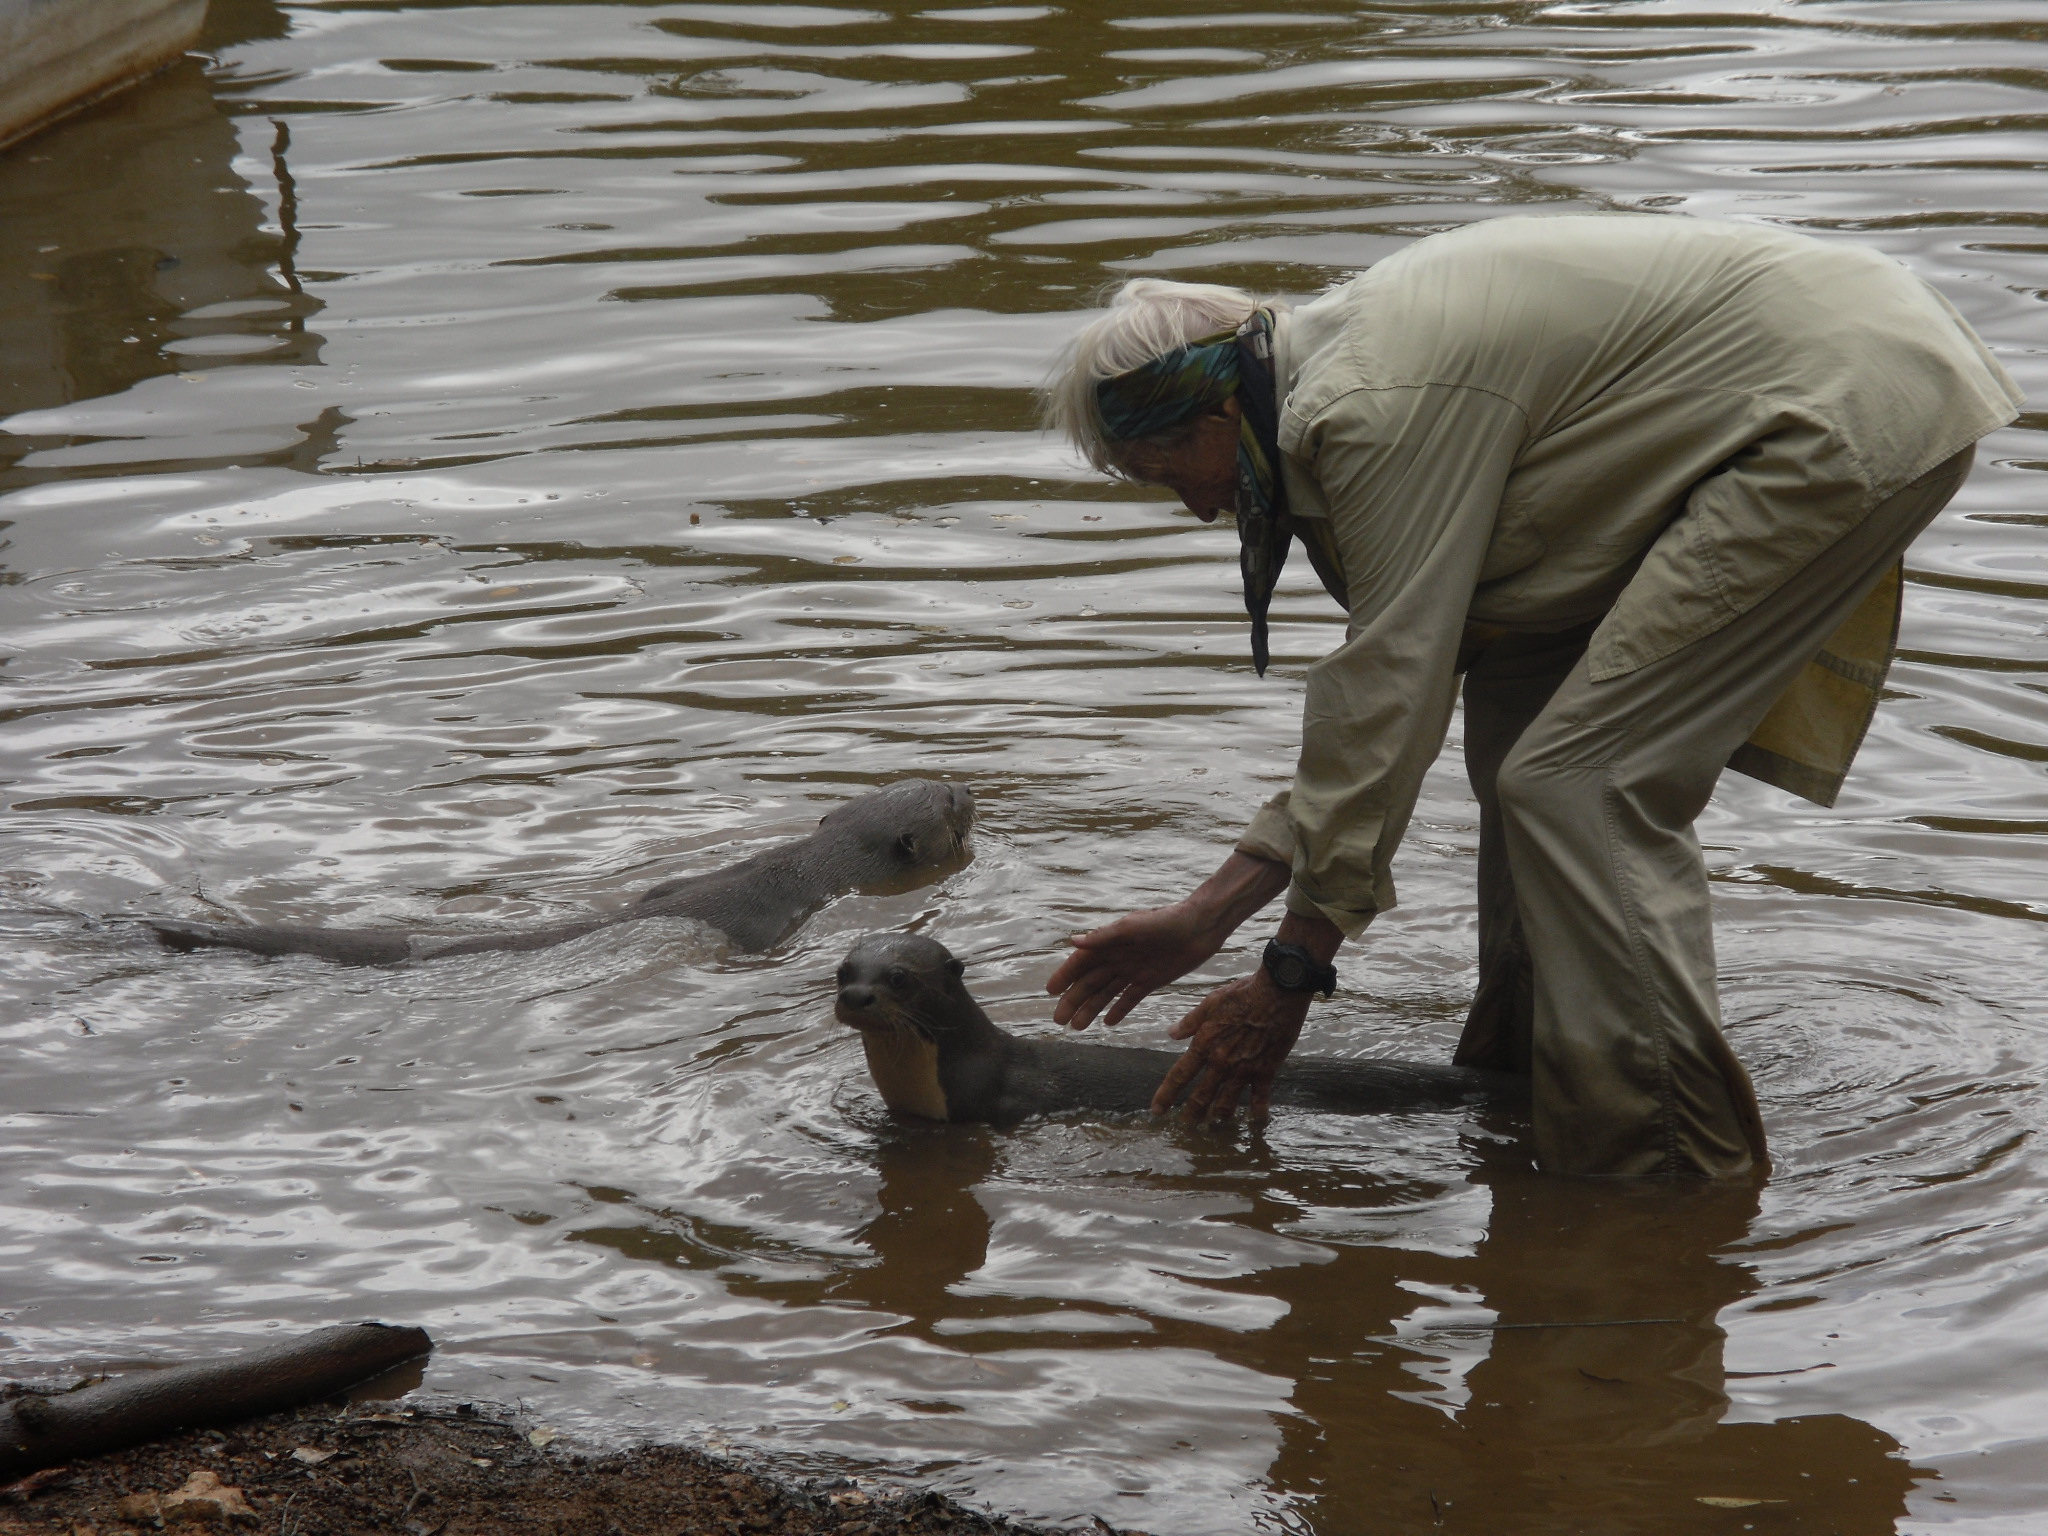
[1264,940,1332,995]
[1271,953,1309,989]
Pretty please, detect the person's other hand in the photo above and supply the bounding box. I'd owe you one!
[1047,902,1226,1031]
[1149,970,1311,1125]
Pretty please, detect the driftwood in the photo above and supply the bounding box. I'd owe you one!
[0,1321,431,1478]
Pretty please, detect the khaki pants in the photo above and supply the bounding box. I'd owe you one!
[1455,448,1975,1178]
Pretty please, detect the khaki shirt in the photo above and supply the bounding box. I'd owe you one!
[1235,214,2022,937]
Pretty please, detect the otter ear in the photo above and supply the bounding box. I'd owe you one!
[896,831,920,861]
[946,957,964,981]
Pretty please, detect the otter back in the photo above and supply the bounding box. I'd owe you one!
[147,780,972,966]
[982,1037,1516,1124]
[833,931,1522,1126]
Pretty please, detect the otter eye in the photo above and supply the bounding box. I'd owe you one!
[886,967,909,989]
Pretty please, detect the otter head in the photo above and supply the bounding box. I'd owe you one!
[818,779,974,881]
[834,932,970,1121]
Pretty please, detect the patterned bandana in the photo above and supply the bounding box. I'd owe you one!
[1093,309,1305,675]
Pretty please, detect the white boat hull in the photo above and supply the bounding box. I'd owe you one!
[0,0,207,150]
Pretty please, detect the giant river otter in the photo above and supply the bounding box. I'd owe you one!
[147,779,973,965]
[834,932,1522,1124]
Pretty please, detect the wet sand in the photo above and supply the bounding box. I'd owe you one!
[0,1397,1094,1536]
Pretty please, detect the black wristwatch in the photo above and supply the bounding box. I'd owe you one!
[1262,939,1337,998]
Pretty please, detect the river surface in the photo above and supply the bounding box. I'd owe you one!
[3,2,2047,1531]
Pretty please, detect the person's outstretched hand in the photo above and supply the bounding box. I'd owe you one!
[1047,850,1295,1031]
[1150,971,1312,1125]
[1047,901,1225,1031]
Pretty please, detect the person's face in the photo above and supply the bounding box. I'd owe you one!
[1119,395,1239,522]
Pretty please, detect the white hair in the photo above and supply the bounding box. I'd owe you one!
[1039,278,1263,477]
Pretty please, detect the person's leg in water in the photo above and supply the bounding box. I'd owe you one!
[1483,448,1974,1176]
[1457,623,1597,1077]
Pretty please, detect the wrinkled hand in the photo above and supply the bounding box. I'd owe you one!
[1047,902,1227,1031]
[1150,971,1311,1125]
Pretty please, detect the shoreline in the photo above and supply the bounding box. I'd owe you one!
[0,1394,1136,1536]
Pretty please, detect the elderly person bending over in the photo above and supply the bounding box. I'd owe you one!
[1042,213,2019,1179]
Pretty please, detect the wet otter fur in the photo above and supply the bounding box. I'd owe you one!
[834,932,1522,1124]
[147,780,974,966]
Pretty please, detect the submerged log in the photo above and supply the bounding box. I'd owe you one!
[0,1321,431,1478]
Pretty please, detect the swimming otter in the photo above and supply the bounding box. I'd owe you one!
[146,780,974,965]
[834,932,1522,1124]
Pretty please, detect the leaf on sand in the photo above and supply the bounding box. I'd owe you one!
[528,1428,557,1448]
[289,1448,333,1466]
[159,1469,258,1525]
[1696,1496,1787,1508]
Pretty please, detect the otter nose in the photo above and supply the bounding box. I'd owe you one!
[838,983,876,1011]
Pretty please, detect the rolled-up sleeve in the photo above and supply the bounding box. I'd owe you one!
[1278,383,1528,936]
[1235,789,1298,865]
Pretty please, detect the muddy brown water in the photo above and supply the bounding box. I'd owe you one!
[2,2,2046,1531]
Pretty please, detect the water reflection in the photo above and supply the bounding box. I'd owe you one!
[0,6,321,482]
[830,1125,1001,1327]
[649,1122,1934,1530]
[0,63,293,426]
[1265,1151,1927,1532]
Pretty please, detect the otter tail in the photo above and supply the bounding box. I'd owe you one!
[1268,1057,1524,1115]
[144,915,621,966]
[144,919,414,966]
